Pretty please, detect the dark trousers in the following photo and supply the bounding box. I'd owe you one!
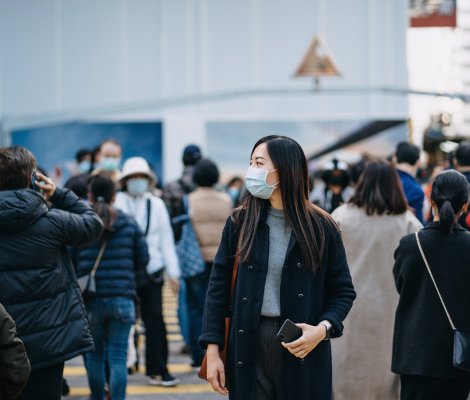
[17,362,64,400]
[256,317,284,400]
[401,374,470,400]
[139,279,169,376]
[184,266,211,365]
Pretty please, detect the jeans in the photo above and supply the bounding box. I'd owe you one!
[139,279,169,376]
[85,297,135,400]
[16,362,64,400]
[185,265,211,365]
[178,278,190,345]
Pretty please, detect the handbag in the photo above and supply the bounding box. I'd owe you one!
[415,232,470,372]
[77,241,108,297]
[198,255,239,381]
[173,196,207,278]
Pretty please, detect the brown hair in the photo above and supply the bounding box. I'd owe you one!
[235,135,335,272]
[349,159,408,215]
[0,146,37,191]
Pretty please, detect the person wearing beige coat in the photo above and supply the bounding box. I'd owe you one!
[185,159,232,367]
[331,160,422,400]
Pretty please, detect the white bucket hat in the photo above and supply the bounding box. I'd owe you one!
[119,157,156,183]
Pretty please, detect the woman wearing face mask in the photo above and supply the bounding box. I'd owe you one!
[72,174,149,400]
[200,135,356,400]
[115,157,182,387]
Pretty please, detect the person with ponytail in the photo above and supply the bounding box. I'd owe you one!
[73,174,149,400]
[200,135,356,400]
[392,170,470,399]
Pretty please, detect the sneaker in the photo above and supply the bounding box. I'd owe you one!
[147,373,180,387]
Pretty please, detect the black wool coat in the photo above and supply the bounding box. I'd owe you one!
[0,188,103,370]
[392,222,470,379]
[200,212,356,400]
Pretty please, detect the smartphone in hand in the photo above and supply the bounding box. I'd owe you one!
[277,319,302,343]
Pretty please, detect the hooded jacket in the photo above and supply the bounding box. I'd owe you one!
[0,188,103,370]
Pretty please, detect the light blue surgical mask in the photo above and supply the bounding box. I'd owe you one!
[245,167,278,199]
[127,178,149,196]
[78,160,91,174]
[228,187,240,203]
[100,157,121,172]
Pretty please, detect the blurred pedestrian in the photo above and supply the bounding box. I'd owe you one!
[92,139,123,183]
[201,135,355,400]
[0,146,103,400]
[394,142,424,223]
[180,159,232,367]
[115,157,181,387]
[72,174,149,400]
[64,173,89,200]
[454,141,470,229]
[310,158,353,213]
[226,176,244,207]
[0,302,30,400]
[75,148,92,175]
[162,144,202,356]
[393,169,470,399]
[331,160,422,400]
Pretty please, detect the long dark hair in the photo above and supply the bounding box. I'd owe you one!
[235,135,334,272]
[88,174,118,236]
[431,170,469,234]
[349,160,408,216]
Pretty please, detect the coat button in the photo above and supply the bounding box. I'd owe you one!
[238,329,245,336]
[297,293,304,300]
[241,297,248,304]
[300,359,305,365]
[283,264,288,268]
[247,265,253,271]
[238,361,244,368]
[297,262,302,269]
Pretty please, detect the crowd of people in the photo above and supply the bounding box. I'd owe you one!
[0,135,469,400]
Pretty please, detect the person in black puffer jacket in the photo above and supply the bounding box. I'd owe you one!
[0,302,30,400]
[0,146,103,400]
[72,174,149,400]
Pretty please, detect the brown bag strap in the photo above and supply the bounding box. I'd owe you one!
[90,241,108,278]
[229,255,240,302]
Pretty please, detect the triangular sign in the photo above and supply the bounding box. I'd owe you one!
[294,36,340,77]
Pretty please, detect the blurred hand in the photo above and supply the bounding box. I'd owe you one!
[207,344,228,396]
[169,278,179,294]
[35,171,56,201]
[282,323,326,359]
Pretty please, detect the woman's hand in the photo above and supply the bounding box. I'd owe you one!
[206,344,229,396]
[281,323,326,359]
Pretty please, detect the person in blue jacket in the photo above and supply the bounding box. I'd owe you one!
[73,174,149,400]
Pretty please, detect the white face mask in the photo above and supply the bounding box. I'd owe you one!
[245,167,278,199]
[127,178,149,196]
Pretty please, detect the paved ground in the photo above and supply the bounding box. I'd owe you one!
[64,285,220,400]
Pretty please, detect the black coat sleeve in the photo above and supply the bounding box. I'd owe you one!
[0,303,30,400]
[199,217,235,349]
[318,228,356,338]
[50,187,103,246]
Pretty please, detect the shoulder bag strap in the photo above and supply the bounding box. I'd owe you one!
[414,232,456,331]
[144,198,151,237]
[90,241,108,278]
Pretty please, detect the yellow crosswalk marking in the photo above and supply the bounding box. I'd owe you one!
[70,383,213,396]
[64,363,195,376]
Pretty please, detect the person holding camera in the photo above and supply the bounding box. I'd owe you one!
[0,146,103,400]
[200,136,356,400]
